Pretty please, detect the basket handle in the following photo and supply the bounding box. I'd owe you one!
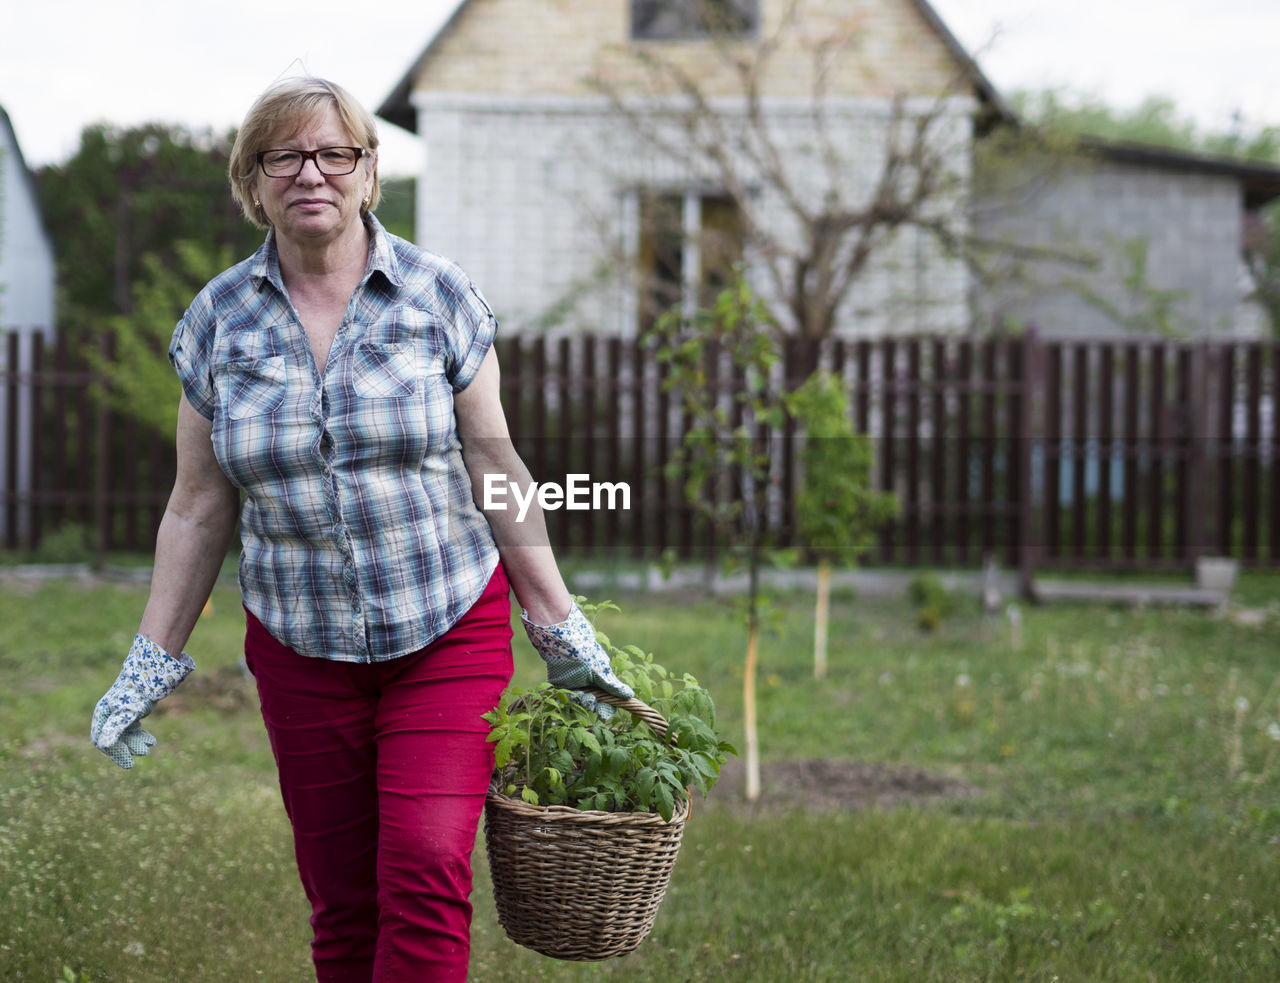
[587,688,672,741]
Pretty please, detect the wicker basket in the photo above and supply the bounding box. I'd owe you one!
[483,691,690,961]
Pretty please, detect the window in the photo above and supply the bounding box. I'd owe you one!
[630,0,759,41]
[634,190,744,334]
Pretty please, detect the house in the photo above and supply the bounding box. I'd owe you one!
[0,105,57,545]
[972,135,1280,337]
[378,0,1009,338]
[0,107,55,335]
[378,0,1280,339]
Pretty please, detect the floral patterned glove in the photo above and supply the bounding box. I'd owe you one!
[522,602,635,718]
[90,634,195,769]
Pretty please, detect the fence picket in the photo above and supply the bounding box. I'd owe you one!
[1,328,1275,570]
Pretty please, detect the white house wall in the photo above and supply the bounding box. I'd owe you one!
[974,157,1248,337]
[411,93,974,337]
[0,117,56,545]
[0,138,56,333]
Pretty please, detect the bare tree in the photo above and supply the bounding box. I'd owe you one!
[589,0,988,358]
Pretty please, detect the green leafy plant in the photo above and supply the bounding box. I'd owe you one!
[787,370,897,678]
[909,571,958,632]
[483,600,736,822]
[31,523,94,565]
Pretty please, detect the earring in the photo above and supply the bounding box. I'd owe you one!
[363,194,370,207]
[253,198,261,208]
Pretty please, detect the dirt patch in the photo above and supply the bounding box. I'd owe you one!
[709,758,980,813]
[153,662,258,716]
[145,672,978,815]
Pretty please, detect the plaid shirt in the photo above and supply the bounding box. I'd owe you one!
[169,216,499,662]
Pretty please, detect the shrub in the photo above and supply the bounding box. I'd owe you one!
[909,572,958,632]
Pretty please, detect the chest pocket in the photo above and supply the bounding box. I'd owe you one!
[226,356,287,421]
[352,342,417,399]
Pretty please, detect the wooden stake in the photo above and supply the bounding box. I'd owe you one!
[744,619,760,800]
[814,557,831,680]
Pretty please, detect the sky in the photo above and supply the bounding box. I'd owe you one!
[2,0,1279,176]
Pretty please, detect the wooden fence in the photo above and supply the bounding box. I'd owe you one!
[2,328,1276,571]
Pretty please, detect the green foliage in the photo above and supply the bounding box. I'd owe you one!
[374,176,416,242]
[93,240,234,437]
[908,571,957,632]
[646,273,793,796]
[786,370,897,564]
[1011,89,1280,163]
[483,599,735,822]
[36,122,260,338]
[31,523,94,565]
[3,573,1280,980]
[647,273,787,610]
[1246,207,1280,335]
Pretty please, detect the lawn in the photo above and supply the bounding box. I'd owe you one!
[1,566,1278,982]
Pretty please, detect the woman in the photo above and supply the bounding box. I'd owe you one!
[89,77,631,983]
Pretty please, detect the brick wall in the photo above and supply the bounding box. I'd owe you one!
[415,0,962,100]
[414,95,975,336]
[974,155,1251,336]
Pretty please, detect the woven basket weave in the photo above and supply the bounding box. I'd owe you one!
[483,691,690,961]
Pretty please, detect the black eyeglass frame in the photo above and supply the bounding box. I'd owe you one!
[255,146,370,178]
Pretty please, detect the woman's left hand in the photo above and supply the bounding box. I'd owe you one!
[521,602,635,718]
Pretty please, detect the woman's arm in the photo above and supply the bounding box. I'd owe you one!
[137,394,241,655]
[455,346,636,710]
[454,346,573,626]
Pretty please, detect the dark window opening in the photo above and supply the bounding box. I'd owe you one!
[630,0,759,41]
[637,191,744,334]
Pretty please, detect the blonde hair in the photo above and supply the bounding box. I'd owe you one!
[229,77,380,229]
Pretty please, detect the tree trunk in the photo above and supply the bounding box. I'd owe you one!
[743,615,760,800]
[792,335,823,386]
[814,557,831,680]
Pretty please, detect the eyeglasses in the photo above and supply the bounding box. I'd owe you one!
[256,146,368,178]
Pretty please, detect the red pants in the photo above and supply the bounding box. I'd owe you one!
[244,565,513,983]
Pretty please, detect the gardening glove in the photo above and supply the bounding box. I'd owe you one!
[90,633,195,769]
[522,601,635,719]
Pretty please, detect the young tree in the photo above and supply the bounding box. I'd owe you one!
[787,370,896,679]
[648,273,787,801]
[1244,211,1280,334]
[94,240,234,437]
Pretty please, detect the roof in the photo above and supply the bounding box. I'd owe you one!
[1080,136,1280,209]
[903,0,1015,125]
[0,106,55,249]
[377,0,1016,133]
[379,0,468,133]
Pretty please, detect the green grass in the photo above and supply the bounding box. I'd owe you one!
[1,569,1278,981]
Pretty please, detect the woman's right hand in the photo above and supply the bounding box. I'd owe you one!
[90,634,195,769]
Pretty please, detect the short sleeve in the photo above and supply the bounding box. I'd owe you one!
[168,301,217,421]
[445,280,498,393]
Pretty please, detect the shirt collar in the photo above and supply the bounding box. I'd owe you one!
[363,214,403,289]
[248,214,404,294]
